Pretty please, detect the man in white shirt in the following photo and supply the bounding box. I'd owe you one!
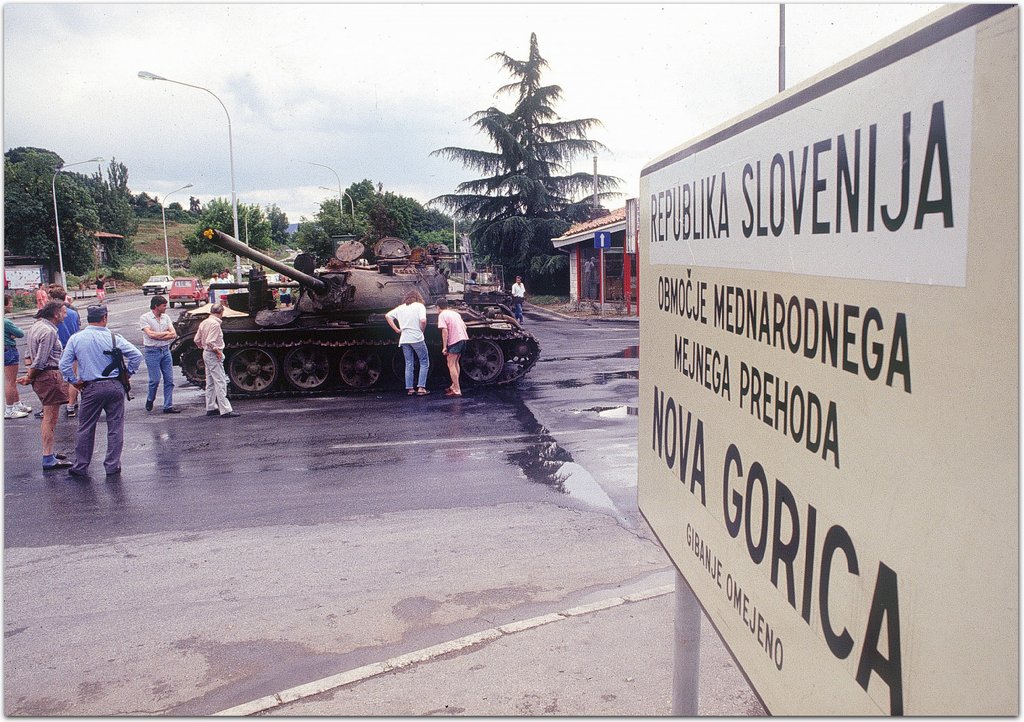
[511,276,526,323]
[193,303,239,417]
[139,295,179,413]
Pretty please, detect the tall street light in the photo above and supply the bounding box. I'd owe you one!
[138,70,243,282]
[52,157,104,288]
[299,160,348,217]
[159,183,193,277]
[318,186,355,216]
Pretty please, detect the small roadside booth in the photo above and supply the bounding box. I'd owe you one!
[551,203,640,315]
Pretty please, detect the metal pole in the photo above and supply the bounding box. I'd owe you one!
[672,568,701,715]
[161,183,193,277]
[51,157,103,288]
[302,160,344,226]
[137,72,242,282]
[779,4,786,93]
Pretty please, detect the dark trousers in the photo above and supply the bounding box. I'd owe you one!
[72,380,125,474]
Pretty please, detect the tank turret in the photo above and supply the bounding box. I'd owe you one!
[169,228,541,396]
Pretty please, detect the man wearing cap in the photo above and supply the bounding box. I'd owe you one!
[139,295,180,414]
[16,301,71,470]
[59,305,143,476]
[193,303,239,418]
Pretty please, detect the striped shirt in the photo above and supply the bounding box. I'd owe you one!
[25,319,63,370]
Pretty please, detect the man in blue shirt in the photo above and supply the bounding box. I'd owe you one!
[60,305,143,477]
[48,286,81,417]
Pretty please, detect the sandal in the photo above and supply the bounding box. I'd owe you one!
[407,389,416,396]
[416,388,430,395]
[444,388,462,397]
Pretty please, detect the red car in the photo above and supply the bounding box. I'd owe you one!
[168,278,206,308]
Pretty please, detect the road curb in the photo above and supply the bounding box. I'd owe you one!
[526,304,639,323]
[212,584,674,716]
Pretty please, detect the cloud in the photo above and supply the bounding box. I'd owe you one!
[4,3,942,223]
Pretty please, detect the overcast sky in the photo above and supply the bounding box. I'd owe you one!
[4,3,942,226]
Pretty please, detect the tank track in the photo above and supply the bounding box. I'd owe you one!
[177,327,540,398]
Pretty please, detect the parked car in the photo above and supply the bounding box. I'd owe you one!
[141,275,173,295]
[168,278,206,308]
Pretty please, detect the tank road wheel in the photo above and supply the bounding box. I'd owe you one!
[283,345,331,391]
[338,347,383,388]
[180,347,207,388]
[227,347,279,394]
[461,339,504,384]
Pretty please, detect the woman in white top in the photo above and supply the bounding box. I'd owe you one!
[385,290,430,395]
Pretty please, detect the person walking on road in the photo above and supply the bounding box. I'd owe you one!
[60,305,142,477]
[511,276,526,323]
[193,303,239,418]
[17,301,71,470]
[4,294,31,419]
[48,286,81,417]
[139,295,180,414]
[436,297,468,397]
[386,290,429,396]
[95,274,107,302]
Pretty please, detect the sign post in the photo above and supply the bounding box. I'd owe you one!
[638,6,1017,715]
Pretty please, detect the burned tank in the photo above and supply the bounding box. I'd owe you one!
[169,229,541,396]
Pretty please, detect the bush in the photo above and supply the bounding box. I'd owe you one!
[188,252,235,280]
[118,264,170,286]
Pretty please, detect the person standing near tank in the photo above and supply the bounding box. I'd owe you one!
[511,276,526,323]
[193,303,239,417]
[139,295,180,414]
[48,286,81,417]
[59,304,143,477]
[17,301,71,470]
[385,290,429,396]
[436,297,468,397]
[4,294,31,419]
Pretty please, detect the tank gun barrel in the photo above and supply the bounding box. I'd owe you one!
[202,228,326,293]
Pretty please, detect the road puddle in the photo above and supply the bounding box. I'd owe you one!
[576,405,639,418]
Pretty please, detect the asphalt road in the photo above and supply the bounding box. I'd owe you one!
[3,293,761,715]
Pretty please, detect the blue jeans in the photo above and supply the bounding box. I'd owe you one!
[144,346,174,409]
[401,341,429,389]
[513,299,524,323]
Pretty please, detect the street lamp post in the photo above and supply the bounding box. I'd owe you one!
[52,157,104,288]
[300,160,350,218]
[138,70,243,282]
[159,183,193,277]
[318,186,355,216]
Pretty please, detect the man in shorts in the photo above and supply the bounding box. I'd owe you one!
[436,296,469,397]
[17,301,71,470]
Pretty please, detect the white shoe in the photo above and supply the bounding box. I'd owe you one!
[14,401,31,413]
[4,408,29,419]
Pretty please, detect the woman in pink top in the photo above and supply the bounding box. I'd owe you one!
[436,297,469,397]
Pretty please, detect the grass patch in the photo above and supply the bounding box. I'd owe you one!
[528,294,569,306]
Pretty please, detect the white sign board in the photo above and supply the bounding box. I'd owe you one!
[4,266,43,291]
[638,5,1017,715]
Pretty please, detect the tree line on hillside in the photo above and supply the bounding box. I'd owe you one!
[5,33,618,294]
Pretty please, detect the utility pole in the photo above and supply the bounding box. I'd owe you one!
[779,4,786,92]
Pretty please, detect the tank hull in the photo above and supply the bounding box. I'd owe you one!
[179,228,541,395]
[171,306,540,396]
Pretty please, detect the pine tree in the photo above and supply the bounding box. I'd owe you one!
[431,33,620,292]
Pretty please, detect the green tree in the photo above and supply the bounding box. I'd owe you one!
[188,251,234,279]
[431,33,620,292]
[184,198,272,256]
[265,204,291,247]
[86,158,138,265]
[4,147,103,275]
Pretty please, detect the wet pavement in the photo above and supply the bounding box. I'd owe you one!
[3,296,762,715]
